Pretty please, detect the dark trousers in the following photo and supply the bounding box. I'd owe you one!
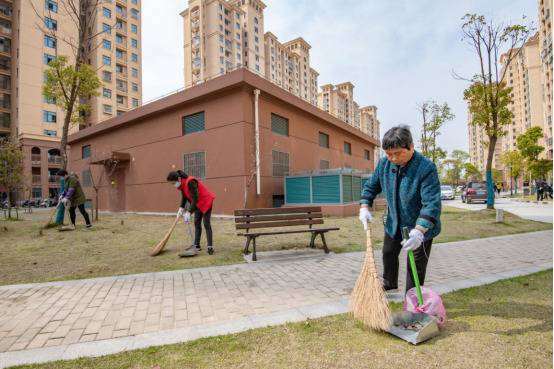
[69,204,91,226]
[194,207,213,247]
[382,231,433,293]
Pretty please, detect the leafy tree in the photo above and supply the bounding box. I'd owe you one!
[460,13,531,209]
[516,127,552,182]
[463,162,482,181]
[501,150,523,194]
[418,101,454,164]
[0,139,25,219]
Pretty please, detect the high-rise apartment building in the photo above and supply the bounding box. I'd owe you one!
[538,0,552,158]
[5,0,142,202]
[181,0,266,87]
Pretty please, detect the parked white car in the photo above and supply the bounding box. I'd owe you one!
[440,185,455,200]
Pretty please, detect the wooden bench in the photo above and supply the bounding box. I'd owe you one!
[234,206,340,261]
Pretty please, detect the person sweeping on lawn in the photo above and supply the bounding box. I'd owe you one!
[167,170,216,255]
[358,125,441,293]
[57,169,92,230]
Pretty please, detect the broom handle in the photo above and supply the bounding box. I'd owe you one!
[403,227,424,305]
[365,228,377,275]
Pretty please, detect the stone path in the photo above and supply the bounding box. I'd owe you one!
[0,230,551,368]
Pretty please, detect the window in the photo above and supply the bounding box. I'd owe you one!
[44,35,56,48]
[320,160,330,170]
[182,111,205,135]
[82,169,92,187]
[45,0,58,12]
[236,33,240,40]
[344,142,352,155]
[131,53,138,62]
[116,34,124,44]
[43,110,56,122]
[43,129,57,137]
[32,187,42,199]
[132,98,139,107]
[44,17,57,30]
[236,22,240,29]
[103,7,111,18]
[255,36,259,43]
[82,145,91,159]
[43,53,55,65]
[130,8,138,19]
[184,152,206,180]
[272,150,289,176]
[131,68,138,77]
[102,39,111,49]
[132,82,138,92]
[102,71,112,81]
[364,149,370,160]
[103,23,111,34]
[319,132,329,148]
[116,49,124,59]
[131,0,137,4]
[254,17,258,24]
[116,95,124,104]
[131,38,138,48]
[103,104,112,114]
[131,24,137,33]
[103,88,112,98]
[271,113,288,136]
[44,95,56,104]
[102,55,111,65]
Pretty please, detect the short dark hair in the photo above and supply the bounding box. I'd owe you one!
[382,126,413,150]
[57,169,68,176]
[166,170,188,182]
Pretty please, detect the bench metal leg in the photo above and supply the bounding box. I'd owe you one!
[320,232,330,254]
[309,232,317,248]
[252,237,257,261]
[244,236,252,255]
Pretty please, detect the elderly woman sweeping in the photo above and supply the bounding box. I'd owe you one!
[359,126,442,293]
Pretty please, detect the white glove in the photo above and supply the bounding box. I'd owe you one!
[183,211,191,223]
[358,207,373,230]
[402,228,424,251]
[61,198,71,208]
[177,207,185,216]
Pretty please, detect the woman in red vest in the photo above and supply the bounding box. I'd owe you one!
[167,170,216,255]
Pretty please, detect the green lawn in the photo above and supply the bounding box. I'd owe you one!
[10,270,553,369]
[0,206,550,285]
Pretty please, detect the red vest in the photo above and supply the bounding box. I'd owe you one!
[179,176,215,213]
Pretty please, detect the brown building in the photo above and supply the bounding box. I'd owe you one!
[67,69,379,215]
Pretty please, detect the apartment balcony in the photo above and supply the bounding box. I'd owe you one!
[191,9,200,19]
[48,175,60,184]
[0,3,11,21]
[192,57,201,69]
[115,22,127,34]
[31,154,41,166]
[47,155,62,166]
[0,23,10,37]
[191,20,199,31]
[116,9,127,19]
[32,175,41,185]
[192,36,200,49]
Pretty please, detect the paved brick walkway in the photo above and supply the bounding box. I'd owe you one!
[0,231,551,368]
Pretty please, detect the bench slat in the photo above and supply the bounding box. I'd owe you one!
[235,219,324,230]
[237,227,340,236]
[234,206,321,216]
[235,212,323,223]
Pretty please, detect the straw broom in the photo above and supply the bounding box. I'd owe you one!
[351,227,392,331]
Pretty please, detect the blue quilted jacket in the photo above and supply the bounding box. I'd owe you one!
[360,151,441,241]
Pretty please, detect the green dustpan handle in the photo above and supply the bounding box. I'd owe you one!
[402,227,424,306]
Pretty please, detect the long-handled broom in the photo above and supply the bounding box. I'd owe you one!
[351,226,392,331]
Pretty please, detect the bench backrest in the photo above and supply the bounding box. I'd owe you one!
[234,206,323,232]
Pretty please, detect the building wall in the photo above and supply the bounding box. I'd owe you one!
[68,70,377,215]
[539,0,552,158]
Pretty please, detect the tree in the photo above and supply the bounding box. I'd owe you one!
[0,139,25,219]
[418,101,455,164]
[517,127,552,182]
[33,0,108,170]
[460,13,531,209]
[463,162,482,182]
[43,57,101,169]
[441,150,469,186]
[492,168,503,183]
[528,159,553,181]
[501,150,523,195]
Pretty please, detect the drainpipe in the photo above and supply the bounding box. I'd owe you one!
[254,89,261,195]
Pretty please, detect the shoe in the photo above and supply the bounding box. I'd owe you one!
[86,224,92,229]
[207,246,214,255]
[382,283,398,292]
[195,245,201,251]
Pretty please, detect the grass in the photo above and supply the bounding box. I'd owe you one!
[10,270,553,369]
[0,206,550,285]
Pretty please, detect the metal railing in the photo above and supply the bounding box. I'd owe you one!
[32,175,41,184]
[31,154,41,163]
[47,155,61,165]
[48,175,60,183]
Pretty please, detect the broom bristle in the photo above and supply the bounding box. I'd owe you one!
[351,229,392,331]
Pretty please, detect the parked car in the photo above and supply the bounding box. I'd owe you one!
[440,185,455,200]
[456,185,464,193]
[462,182,488,204]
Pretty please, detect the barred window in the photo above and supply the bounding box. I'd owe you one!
[82,169,92,187]
[364,149,370,160]
[184,152,206,180]
[82,145,91,159]
[182,111,205,135]
[272,150,289,177]
[271,113,289,136]
[319,132,329,148]
[344,142,352,155]
[320,160,329,169]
